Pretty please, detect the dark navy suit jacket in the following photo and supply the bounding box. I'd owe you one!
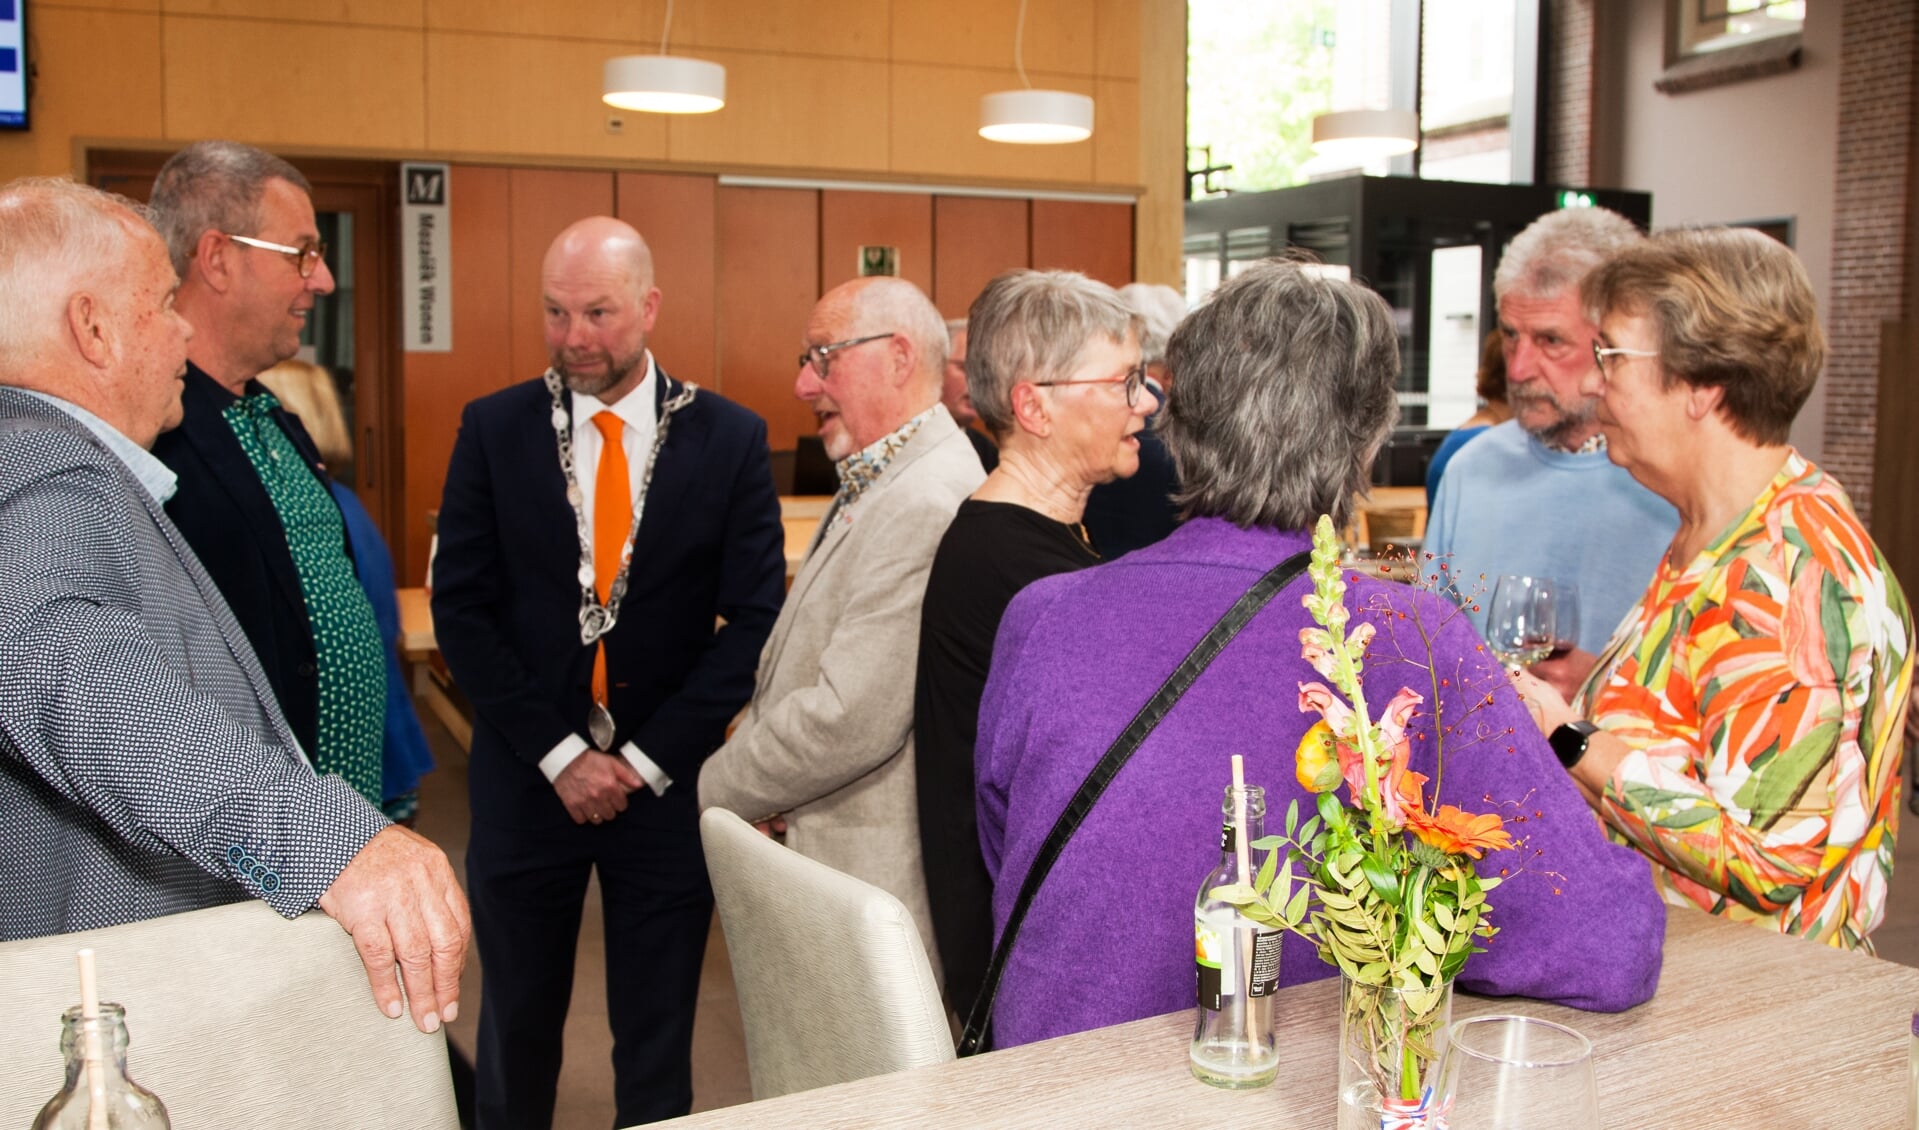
[431,371,785,828]
[151,363,346,761]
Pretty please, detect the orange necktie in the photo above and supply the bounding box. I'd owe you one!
[591,411,629,710]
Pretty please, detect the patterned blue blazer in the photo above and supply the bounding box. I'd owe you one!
[0,388,387,940]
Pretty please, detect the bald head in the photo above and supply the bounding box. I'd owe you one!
[823,276,947,391]
[542,216,662,405]
[797,277,946,460]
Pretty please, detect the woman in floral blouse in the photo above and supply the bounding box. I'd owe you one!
[1520,226,1912,951]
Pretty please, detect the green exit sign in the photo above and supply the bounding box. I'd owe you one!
[1557,190,1596,209]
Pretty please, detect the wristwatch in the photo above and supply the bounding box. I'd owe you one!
[1549,720,1601,769]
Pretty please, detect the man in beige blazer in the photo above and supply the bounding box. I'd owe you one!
[698,277,985,975]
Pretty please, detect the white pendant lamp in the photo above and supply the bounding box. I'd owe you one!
[603,0,725,115]
[1310,109,1420,164]
[979,0,1092,144]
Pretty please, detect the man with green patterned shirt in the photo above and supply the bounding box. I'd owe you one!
[147,141,386,812]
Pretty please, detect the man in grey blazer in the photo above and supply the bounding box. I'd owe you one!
[699,277,984,972]
[0,177,469,1035]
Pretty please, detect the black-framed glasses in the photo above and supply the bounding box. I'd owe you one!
[1592,340,1660,376]
[225,233,328,279]
[1031,362,1150,407]
[798,332,894,380]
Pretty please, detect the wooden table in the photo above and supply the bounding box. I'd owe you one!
[657,909,1919,1127]
[396,586,470,752]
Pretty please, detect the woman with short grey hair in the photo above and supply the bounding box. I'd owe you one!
[971,257,1665,1048]
[914,268,1150,1009]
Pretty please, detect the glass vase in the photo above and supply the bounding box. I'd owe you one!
[1336,974,1453,1130]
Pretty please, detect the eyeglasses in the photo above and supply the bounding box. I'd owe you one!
[225,233,328,279]
[798,332,894,380]
[1592,340,1659,376]
[1031,362,1150,407]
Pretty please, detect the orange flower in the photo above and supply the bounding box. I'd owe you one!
[1296,720,1340,793]
[1406,804,1514,859]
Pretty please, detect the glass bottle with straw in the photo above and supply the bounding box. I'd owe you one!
[1190,754,1282,1088]
[31,948,170,1129]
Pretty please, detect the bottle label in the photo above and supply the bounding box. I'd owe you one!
[1217,821,1235,854]
[1195,913,1227,1010]
[1248,928,1282,997]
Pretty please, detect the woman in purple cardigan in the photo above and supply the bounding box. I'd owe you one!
[975,259,1666,1050]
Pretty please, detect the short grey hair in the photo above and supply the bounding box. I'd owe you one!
[1160,258,1399,530]
[1116,282,1187,365]
[965,269,1140,438]
[0,177,153,364]
[1492,206,1642,304]
[149,140,313,277]
[843,277,948,388]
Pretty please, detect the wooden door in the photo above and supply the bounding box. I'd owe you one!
[717,185,820,451]
[1032,199,1135,288]
[820,190,934,296]
[932,196,1029,318]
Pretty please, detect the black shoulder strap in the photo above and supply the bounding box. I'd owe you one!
[957,549,1312,1056]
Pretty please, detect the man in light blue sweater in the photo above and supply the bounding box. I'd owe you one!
[1424,208,1678,678]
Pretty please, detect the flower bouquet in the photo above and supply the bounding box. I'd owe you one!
[1214,517,1515,1128]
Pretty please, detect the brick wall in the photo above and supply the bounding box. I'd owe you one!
[1545,0,1596,186]
[1824,0,1919,525]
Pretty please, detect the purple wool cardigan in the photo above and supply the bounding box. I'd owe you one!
[976,519,1665,1048]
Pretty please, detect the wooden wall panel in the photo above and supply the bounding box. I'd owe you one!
[161,17,426,150]
[616,172,718,386]
[1093,79,1142,186]
[506,169,617,382]
[401,165,512,583]
[675,0,888,59]
[425,33,668,159]
[423,0,656,38]
[1031,200,1134,287]
[666,50,891,172]
[0,9,162,182]
[161,0,423,27]
[40,0,156,12]
[932,196,1029,318]
[890,0,1096,75]
[888,64,1095,184]
[717,186,820,450]
[1094,0,1142,78]
[820,191,934,296]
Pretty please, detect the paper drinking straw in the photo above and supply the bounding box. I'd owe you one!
[1230,755,1251,880]
[77,948,106,1130]
[1229,755,1255,1048]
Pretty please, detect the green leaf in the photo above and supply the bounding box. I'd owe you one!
[1285,799,1299,838]
[1317,888,1359,911]
[1317,790,1345,828]
[1414,918,1447,953]
[1256,845,1278,893]
[1209,883,1260,903]
[1250,835,1283,851]
[1411,947,1439,977]
[1299,816,1321,843]
[1285,881,1311,924]
[1433,902,1456,931]
[1361,856,1401,906]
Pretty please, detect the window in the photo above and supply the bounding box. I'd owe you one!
[1677,0,1804,57]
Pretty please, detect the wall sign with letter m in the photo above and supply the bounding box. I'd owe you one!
[406,167,445,207]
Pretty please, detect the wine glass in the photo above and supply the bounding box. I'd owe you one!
[1434,1015,1600,1130]
[1486,576,1562,669]
[1549,581,1580,658]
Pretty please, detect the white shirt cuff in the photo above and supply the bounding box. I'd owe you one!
[539,734,591,783]
[621,741,673,796]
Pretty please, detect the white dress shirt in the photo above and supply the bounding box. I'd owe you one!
[536,354,673,796]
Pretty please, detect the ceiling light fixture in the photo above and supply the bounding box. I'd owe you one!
[979,0,1092,144]
[1310,109,1420,164]
[603,0,725,115]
